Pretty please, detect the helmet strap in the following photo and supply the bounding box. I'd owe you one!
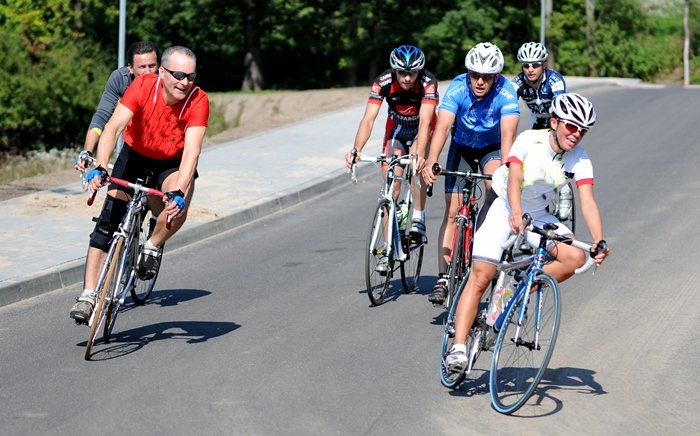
[550,127,566,155]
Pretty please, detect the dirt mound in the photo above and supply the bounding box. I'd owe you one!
[0,86,369,202]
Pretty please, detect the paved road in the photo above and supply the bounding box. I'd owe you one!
[1,84,699,434]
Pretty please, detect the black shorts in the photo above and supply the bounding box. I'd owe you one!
[109,144,198,194]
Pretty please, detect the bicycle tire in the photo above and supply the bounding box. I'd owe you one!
[439,272,468,388]
[400,232,424,294]
[489,273,561,414]
[103,227,138,341]
[365,200,393,306]
[445,219,467,310]
[85,237,124,360]
[130,210,160,305]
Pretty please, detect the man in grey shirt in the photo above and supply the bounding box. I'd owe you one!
[75,41,160,170]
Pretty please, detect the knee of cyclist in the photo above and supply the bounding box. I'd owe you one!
[567,250,587,271]
[89,227,114,251]
[88,197,128,251]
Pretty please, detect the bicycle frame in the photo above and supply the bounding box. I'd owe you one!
[493,220,601,347]
[86,181,148,328]
[448,177,479,274]
[362,153,417,264]
[433,166,492,308]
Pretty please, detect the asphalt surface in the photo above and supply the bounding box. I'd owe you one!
[0,76,644,307]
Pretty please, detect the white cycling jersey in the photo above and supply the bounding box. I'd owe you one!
[491,129,593,212]
[472,129,594,264]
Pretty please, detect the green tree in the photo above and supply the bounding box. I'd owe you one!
[0,0,110,152]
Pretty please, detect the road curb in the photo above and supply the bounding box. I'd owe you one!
[0,164,372,308]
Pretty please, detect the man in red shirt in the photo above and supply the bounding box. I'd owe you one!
[70,46,209,324]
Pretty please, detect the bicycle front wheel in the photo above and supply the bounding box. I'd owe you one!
[489,273,561,414]
[130,211,160,305]
[365,200,393,306]
[85,238,124,360]
[400,232,424,294]
[445,219,467,310]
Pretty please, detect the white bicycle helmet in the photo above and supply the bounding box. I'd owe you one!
[550,93,597,128]
[517,42,548,63]
[464,42,504,74]
[389,45,426,72]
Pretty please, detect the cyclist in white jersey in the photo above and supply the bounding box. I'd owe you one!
[512,42,571,222]
[444,93,611,371]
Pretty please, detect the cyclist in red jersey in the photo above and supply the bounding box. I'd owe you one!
[70,46,209,324]
[345,45,439,237]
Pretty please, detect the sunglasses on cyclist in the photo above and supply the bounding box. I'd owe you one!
[559,119,589,135]
[522,62,543,69]
[468,72,496,81]
[163,66,197,82]
[395,70,419,78]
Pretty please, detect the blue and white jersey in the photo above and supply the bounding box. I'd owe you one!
[512,69,566,129]
[439,74,520,149]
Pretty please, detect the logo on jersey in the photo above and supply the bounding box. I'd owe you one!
[499,87,516,100]
[552,81,565,92]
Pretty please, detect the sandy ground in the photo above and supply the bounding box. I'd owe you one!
[0,86,369,202]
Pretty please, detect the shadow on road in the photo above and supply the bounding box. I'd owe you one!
[442,365,606,417]
[86,320,241,361]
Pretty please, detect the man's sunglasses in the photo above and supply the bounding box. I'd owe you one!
[395,69,419,78]
[559,119,589,135]
[163,66,197,82]
[468,72,496,81]
[522,62,543,69]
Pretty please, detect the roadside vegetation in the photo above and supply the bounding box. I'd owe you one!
[0,0,697,181]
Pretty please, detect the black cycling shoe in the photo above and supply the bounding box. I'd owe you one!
[428,277,448,305]
[137,246,162,280]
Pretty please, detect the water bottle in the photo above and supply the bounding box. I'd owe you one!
[397,201,408,230]
[557,182,573,221]
[486,273,515,328]
[486,273,506,327]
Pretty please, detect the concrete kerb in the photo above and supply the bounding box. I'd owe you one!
[0,162,373,307]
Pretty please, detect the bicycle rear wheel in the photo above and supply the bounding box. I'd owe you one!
[130,211,160,305]
[489,273,561,414]
[445,219,467,310]
[85,238,124,360]
[400,231,424,293]
[365,200,393,306]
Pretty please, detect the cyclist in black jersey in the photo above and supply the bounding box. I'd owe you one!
[345,45,439,238]
[512,42,566,130]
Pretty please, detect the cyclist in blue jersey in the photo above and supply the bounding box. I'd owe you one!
[422,42,520,305]
[512,42,566,130]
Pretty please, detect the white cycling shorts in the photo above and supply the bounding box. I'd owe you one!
[472,195,573,265]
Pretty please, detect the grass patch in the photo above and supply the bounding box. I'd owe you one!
[0,149,76,185]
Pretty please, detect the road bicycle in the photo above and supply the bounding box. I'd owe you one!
[350,147,426,306]
[432,163,491,310]
[82,170,170,360]
[440,214,605,414]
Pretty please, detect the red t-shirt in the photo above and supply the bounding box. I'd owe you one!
[120,74,209,160]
